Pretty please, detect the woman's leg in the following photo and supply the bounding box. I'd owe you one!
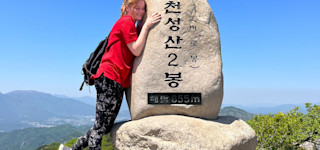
[72,75,124,150]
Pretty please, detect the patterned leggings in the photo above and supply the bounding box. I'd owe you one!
[72,74,124,150]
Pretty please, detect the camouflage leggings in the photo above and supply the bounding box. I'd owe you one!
[72,74,124,150]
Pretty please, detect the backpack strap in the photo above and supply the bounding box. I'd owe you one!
[79,81,85,91]
[79,35,120,91]
[106,37,120,52]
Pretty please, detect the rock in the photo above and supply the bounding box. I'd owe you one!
[111,115,257,150]
[127,0,223,120]
[300,141,315,150]
[316,139,320,150]
[300,139,320,150]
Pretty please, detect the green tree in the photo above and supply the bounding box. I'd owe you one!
[247,103,320,149]
[303,103,320,143]
[37,134,115,150]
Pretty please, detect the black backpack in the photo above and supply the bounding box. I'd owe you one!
[79,36,118,91]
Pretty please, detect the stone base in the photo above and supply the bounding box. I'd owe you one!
[111,115,257,150]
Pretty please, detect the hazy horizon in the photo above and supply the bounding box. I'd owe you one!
[1,89,319,106]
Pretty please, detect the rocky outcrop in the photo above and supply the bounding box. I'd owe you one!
[111,115,257,150]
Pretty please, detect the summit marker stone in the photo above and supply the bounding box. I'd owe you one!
[127,0,223,120]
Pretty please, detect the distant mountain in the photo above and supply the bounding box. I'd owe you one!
[225,103,312,115]
[52,94,70,99]
[71,95,131,122]
[7,90,313,132]
[71,96,96,106]
[0,90,95,132]
[219,106,254,121]
[0,124,90,150]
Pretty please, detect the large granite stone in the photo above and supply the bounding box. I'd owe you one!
[126,0,223,120]
[110,115,257,150]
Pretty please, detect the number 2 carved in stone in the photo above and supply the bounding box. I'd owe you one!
[168,53,178,66]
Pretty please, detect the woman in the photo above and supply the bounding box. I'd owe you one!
[59,0,161,149]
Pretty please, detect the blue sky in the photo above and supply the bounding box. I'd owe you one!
[0,0,319,105]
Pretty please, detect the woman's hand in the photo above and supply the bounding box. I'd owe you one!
[127,12,161,56]
[143,12,162,29]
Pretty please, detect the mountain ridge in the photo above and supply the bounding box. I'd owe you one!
[0,90,95,132]
[224,103,316,114]
[219,106,254,121]
[2,90,314,132]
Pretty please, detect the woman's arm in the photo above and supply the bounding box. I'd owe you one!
[127,12,161,56]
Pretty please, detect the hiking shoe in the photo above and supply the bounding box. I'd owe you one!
[58,144,72,150]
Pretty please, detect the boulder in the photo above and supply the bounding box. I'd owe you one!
[300,139,320,150]
[126,0,223,120]
[300,141,315,150]
[111,115,257,150]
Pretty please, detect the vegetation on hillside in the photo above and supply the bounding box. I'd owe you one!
[35,104,320,149]
[0,124,90,150]
[37,134,115,150]
[247,103,320,149]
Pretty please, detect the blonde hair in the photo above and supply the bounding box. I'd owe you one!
[120,0,145,17]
